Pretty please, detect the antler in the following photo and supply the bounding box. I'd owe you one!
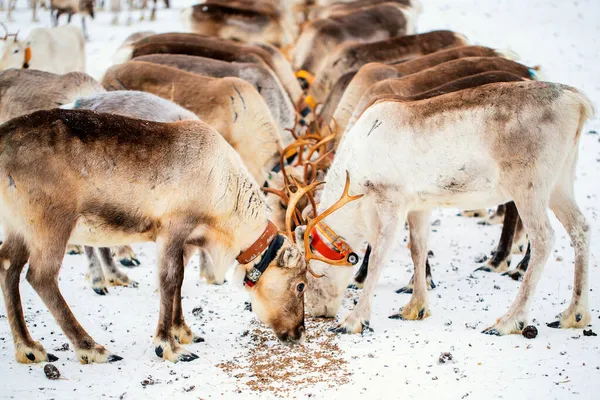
[0,21,8,40]
[302,171,363,267]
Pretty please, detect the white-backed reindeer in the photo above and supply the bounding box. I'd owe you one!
[296,81,593,336]
[0,24,85,73]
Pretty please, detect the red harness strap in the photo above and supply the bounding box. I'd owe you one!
[310,227,346,261]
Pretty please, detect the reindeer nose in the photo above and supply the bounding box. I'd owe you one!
[277,325,305,344]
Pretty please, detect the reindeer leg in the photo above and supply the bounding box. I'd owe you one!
[390,211,431,320]
[0,234,58,364]
[476,201,518,273]
[546,177,590,329]
[199,249,225,284]
[81,16,88,41]
[395,257,436,294]
[97,247,137,288]
[26,227,121,363]
[486,203,506,224]
[482,194,554,336]
[84,246,108,295]
[505,242,530,281]
[349,245,370,289]
[511,216,527,254]
[172,245,203,344]
[331,203,404,334]
[150,0,156,21]
[154,227,199,362]
[115,245,140,267]
[32,0,39,22]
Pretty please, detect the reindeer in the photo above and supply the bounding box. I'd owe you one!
[0,109,307,364]
[117,33,304,110]
[133,54,297,140]
[5,0,40,22]
[0,69,146,291]
[109,0,158,25]
[292,2,417,77]
[180,0,295,47]
[335,56,538,143]
[317,45,511,125]
[306,30,469,106]
[50,0,95,40]
[291,81,593,337]
[102,61,284,185]
[309,0,421,20]
[0,24,85,73]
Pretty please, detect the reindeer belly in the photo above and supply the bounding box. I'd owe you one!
[69,213,158,247]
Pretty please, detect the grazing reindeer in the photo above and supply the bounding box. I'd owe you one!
[102,61,284,184]
[119,33,304,109]
[50,0,95,40]
[309,0,420,20]
[297,81,593,337]
[134,54,297,140]
[317,45,510,126]
[109,0,158,25]
[336,56,538,142]
[0,24,85,73]
[181,0,295,47]
[6,0,40,22]
[306,30,469,106]
[0,109,308,364]
[292,3,417,76]
[0,69,143,293]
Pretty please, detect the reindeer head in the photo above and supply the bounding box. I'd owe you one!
[285,172,364,318]
[237,228,307,344]
[0,22,27,70]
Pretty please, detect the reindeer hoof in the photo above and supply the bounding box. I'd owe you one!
[119,257,141,267]
[179,352,199,362]
[155,346,164,358]
[546,321,561,329]
[481,327,501,336]
[347,283,362,290]
[502,269,524,281]
[47,353,59,362]
[193,336,205,343]
[108,354,123,362]
[93,287,109,295]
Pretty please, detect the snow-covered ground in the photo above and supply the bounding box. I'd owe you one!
[1,1,599,399]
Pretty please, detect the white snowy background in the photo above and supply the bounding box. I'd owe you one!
[0,0,599,398]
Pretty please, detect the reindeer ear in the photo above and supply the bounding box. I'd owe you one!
[278,245,301,268]
[294,226,308,256]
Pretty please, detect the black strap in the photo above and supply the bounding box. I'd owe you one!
[244,234,285,287]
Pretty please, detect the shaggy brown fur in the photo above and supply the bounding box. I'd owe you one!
[308,30,468,104]
[336,56,536,142]
[0,109,307,364]
[293,3,411,74]
[127,33,302,105]
[102,61,282,183]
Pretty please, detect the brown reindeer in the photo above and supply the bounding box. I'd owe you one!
[102,61,283,184]
[117,33,304,109]
[180,0,295,47]
[317,45,510,125]
[292,3,416,76]
[335,56,538,143]
[309,0,420,20]
[0,109,308,364]
[307,30,469,106]
[134,54,297,142]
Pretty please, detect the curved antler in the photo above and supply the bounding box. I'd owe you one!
[302,171,363,267]
[285,178,325,242]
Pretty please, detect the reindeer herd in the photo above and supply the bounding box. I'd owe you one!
[0,0,594,367]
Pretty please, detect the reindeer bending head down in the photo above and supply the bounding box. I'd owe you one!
[299,81,593,336]
[0,110,307,364]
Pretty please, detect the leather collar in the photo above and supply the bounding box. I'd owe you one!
[243,234,284,287]
[237,221,278,265]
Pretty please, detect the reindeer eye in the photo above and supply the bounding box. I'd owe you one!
[13,49,19,54]
[296,283,305,293]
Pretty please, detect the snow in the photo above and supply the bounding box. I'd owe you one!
[1,0,600,399]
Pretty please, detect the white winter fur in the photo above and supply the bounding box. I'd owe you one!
[0,25,85,74]
[304,81,594,337]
